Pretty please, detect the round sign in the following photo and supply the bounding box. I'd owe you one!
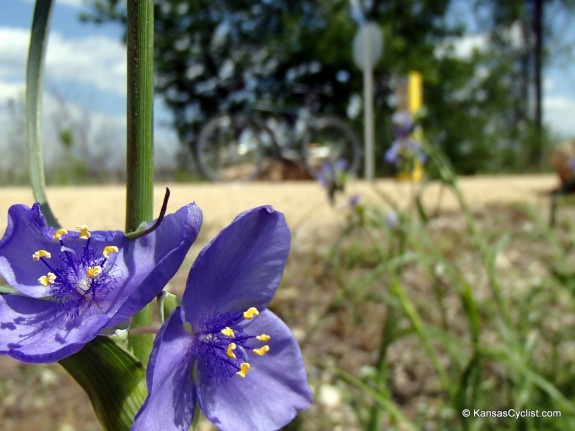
[352,22,383,71]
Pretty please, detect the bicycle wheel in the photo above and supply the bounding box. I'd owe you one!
[195,114,263,181]
[302,116,362,178]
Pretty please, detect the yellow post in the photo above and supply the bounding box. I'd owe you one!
[408,71,424,182]
[408,71,422,113]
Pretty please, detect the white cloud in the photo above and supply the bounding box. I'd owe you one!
[47,32,126,96]
[0,24,181,176]
[436,33,487,60]
[438,24,525,61]
[0,81,24,100]
[0,27,126,97]
[545,94,575,138]
[59,0,90,8]
[453,34,487,59]
[0,28,29,79]
[22,0,88,9]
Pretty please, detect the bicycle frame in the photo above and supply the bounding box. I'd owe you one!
[195,95,362,182]
[245,104,313,161]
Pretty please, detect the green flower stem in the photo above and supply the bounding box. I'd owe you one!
[326,361,418,431]
[388,272,454,400]
[26,0,59,227]
[125,0,155,364]
[424,141,513,327]
[366,303,399,431]
[60,337,147,431]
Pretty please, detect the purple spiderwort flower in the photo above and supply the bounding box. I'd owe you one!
[318,159,348,205]
[0,202,202,363]
[347,193,362,208]
[385,138,426,165]
[386,210,399,229]
[392,111,416,139]
[386,111,426,168]
[132,206,312,431]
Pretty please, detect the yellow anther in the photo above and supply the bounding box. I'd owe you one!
[252,345,270,356]
[77,225,91,239]
[243,307,260,320]
[103,245,119,258]
[87,266,102,279]
[226,343,237,359]
[221,327,235,338]
[32,250,51,261]
[38,272,56,286]
[53,228,68,241]
[236,362,251,378]
[256,334,271,342]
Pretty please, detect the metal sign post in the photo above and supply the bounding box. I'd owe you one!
[353,22,383,180]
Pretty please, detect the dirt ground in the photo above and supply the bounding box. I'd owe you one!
[0,174,561,430]
[0,174,558,233]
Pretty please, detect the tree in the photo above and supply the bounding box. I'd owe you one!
[471,0,575,169]
[83,0,561,174]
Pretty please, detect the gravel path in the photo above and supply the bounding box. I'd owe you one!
[0,175,558,236]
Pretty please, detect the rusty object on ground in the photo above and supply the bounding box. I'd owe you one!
[258,158,313,181]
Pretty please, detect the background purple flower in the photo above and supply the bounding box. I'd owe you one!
[392,111,416,138]
[318,159,348,205]
[132,206,312,431]
[0,202,202,363]
[386,111,426,168]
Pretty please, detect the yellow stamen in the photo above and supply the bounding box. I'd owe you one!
[221,327,235,338]
[226,343,237,359]
[53,228,68,241]
[236,362,251,378]
[77,225,91,239]
[103,245,119,258]
[39,272,56,286]
[252,345,270,356]
[87,266,102,278]
[256,334,271,342]
[243,307,260,320]
[32,250,51,261]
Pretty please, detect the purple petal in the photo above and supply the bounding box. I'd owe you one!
[385,141,401,164]
[196,310,312,431]
[132,307,196,431]
[0,203,126,298]
[0,203,202,362]
[106,203,202,327]
[335,158,348,172]
[0,295,109,363]
[181,206,289,326]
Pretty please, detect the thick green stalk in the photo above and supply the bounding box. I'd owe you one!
[125,0,155,364]
[60,337,147,431]
[26,0,59,227]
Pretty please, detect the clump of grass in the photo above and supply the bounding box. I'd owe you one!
[296,144,575,430]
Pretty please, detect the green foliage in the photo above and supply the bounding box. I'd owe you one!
[298,146,575,429]
[81,0,548,174]
[79,0,571,175]
[60,337,147,431]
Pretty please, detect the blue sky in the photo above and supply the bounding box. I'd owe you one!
[1,0,574,175]
[1,0,126,113]
[0,0,178,173]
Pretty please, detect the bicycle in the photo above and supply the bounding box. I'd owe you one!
[194,97,362,182]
